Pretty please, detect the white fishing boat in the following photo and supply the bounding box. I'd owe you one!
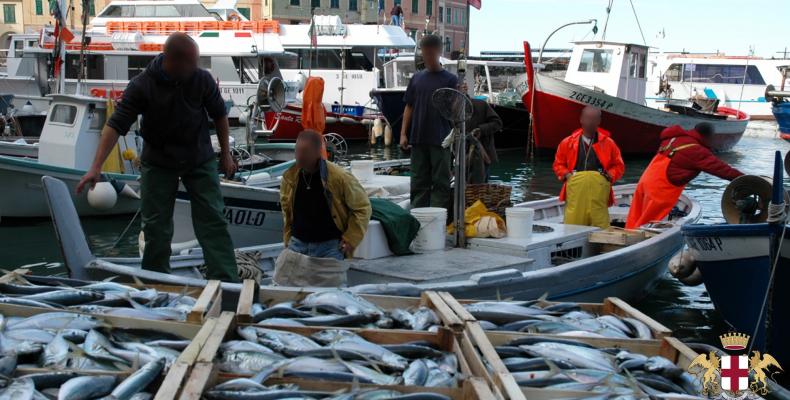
[646,52,790,120]
[42,174,701,303]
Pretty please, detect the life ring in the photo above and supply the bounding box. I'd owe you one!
[228,12,241,21]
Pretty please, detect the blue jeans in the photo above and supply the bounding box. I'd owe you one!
[391,15,402,26]
[288,237,344,260]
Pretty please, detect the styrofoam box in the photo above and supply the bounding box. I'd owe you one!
[354,220,393,260]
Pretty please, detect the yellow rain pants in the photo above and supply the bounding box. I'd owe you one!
[563,171,611,229]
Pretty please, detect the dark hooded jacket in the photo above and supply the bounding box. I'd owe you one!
[106,54,227,169]
[659,125,743,186]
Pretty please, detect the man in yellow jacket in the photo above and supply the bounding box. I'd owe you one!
[279,130,371,265]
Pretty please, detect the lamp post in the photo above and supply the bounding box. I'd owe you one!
[537,19,598,64]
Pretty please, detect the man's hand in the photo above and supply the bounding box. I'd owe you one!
[471,128,481,138]
[220,151,238,178]
[76,168,102,194]
[562,172,573,182]
[399,134,411,151]
[340,240,355,258]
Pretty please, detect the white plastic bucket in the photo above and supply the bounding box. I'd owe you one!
[350,160,375,182]
[410,207,447,252]
[506,207,534,239]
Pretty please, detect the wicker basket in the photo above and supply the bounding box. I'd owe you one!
[465,184,513,216]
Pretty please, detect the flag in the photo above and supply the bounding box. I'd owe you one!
[308,17,317,47]
[59,26,75,43]
[469,0,481,10]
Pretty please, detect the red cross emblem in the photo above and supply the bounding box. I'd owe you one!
[721,355,749,393]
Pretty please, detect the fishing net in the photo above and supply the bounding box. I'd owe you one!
[432,88,473,123]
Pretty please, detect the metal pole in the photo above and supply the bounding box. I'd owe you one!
[454,58,467,248]
[57,0,67,94]
[764,151,784,356]
[538,19,596,65]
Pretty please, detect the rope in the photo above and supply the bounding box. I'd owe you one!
[601,0,613,41]
[747,201,788,355]
[628,0,647,46]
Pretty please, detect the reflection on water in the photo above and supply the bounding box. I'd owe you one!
[0,122,785,344]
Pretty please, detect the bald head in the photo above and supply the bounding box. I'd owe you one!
[580,106,602,137]
[163,33,199,81]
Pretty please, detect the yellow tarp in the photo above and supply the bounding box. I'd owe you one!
[448,200,507,238]
[101,98,124,174]
[563,171,611,229]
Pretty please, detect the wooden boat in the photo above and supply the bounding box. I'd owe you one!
[43,175,701,304]
[0,137,39,158]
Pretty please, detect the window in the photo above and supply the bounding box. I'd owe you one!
[65,54,104,80]
[349,0,357,10]
[51,105,77,125]
[311,0,320,7]
[628,52,646,78]
[411,0,418,14]
[577,49,613,73]
[681,64,766,85]
[290,0,299,5]
[88,109,106,130]
[99,5,121,16]
[445,7,450,23]
[3,4,15,23]
[665,63,681,81]
[237,7,250,19]
[445,36,451,52]
[128,55,155,79]
[88,0,95,16]
[438,6,442,21]
[35,0,43,15]
[330,0,339,8]
[425,0,431,15]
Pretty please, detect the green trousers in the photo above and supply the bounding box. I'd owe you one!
[140,158,239,282]
[410,144,451,209]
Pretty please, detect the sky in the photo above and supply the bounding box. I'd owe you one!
[469,0,790,58]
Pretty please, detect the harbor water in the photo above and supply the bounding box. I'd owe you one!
[0,121,785,345]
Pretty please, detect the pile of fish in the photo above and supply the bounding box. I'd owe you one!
[464,301,654,339]
[496,336,701,397]
[0,280,197,321]
[251,290,440,331]
[0,311,189,374]
[0,353,163,400]
[218,326,462,388]
[205,382,454,400]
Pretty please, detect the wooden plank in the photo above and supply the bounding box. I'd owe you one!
[424,291,464,329]
[604,297,672,339]
[175,318,218,365]
[496,373,526,400]
[438,291,475,323]
[154,361,191,400]
[588,227,646,245]
[178,362,216,400]
[467,323,508,375]
[235,279,257,324]
[188,280,221,323]
[466,377,497,400]
[665,336,699,369]
[197,312,236,363]
[459,330,496,388]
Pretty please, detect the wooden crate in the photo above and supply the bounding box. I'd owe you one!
[0,303,232,400]
[236,283,463,331]
[178,319,482,398]
[0,270,222,324]
[588,226,647,246]
[439,292,672,339]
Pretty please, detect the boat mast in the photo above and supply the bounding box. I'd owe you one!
[56,0,67,94]
[75,0,90,94]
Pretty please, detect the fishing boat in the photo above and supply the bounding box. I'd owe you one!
[680,153,790,385]
[766,80,790,141]
[646,52,790,120]
[371,56,530,148]
[522,41,750,155]
[43,174,701,304]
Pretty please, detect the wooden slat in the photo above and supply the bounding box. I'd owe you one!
[154,361,191,400]
[438,292,475,322]
[466,377,497,400]
[665,336,699,369]
[196,312,235,363]
[175,318,217,365]
[188,280,221,323]
[463,322,525,400]
[423,291,464,330]
[235,279,257,324]
[178,362,216,400]
[603,297,672,339]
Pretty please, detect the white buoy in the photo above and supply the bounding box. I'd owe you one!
[118,184,140,200]
[373,118,384,138]
[87,182,118,210]
[238,110,248,126]
[384,123,392,146]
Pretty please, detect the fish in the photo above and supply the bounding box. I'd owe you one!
[0,354,17,376]
[519,342,616,371]
[257,318,306,327]
[464,302,551,324]
[220,351,286,375]
[293,314,373,327]
[253,303,313,322]
[8,312,103,331]
[644,356,684,378]
[300,290,383,318]
[0,282,63,295]
[220,340,275,354]
[144,339,191,351]
[411,308,439,331]
[40,332,69,367]
[17,372,78,390]
[0,377,34,400]
[4,329,56,344]
[106,358,166,400]
[0,297,60,309]
[250,328,322,354]
[22,289,103,306]
[403,360,428,386]
[324,338,409,370]
[57,375,116,400]
[83,330,129,365]
[389,309,416,329]
[622,317,652,340]
[382,344,444,359]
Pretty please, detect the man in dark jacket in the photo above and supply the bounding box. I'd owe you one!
[626,123,743,228]
[76,33,238,282]
[467,98,502,184]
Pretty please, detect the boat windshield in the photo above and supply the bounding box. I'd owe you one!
[578,49,613,73]
[98,3,212,18]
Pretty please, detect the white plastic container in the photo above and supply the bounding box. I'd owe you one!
[350,160,375,182]
[354,220,393,259]
[410,207,447,252]
[506,207,534,239]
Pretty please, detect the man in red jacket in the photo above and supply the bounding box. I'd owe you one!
[553,106,625,229]
[626,123,743,229]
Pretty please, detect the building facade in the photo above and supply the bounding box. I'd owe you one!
[262,0,378,24]
[379,0,467,57]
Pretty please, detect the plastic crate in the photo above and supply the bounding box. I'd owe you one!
[331,104,365,117]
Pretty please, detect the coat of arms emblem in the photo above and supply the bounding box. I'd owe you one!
[688,332,783,398]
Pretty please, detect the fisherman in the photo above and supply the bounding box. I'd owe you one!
[553,106,625,229]
[626,123,743,229]
[400,34,458,208]
[467,98,503,184]
[76,33,239,282]
[276,130,372,286]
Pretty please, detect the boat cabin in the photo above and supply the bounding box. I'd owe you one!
[38,95,139,173]
[564,41,648,104]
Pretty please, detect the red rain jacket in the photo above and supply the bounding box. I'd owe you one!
[553,128,625,206]
[659,125,743,186]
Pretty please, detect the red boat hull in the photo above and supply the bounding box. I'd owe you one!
[266,106,371,141]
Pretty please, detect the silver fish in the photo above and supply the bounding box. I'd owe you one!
[0,377,34,400]
[4,329,55,344]
[403,360,429,386]
[342,361,401,385]
[8,312,103,331]
[252,328,322,354]
[412,308,439,331]
[300,290,383,318]
[622,317,653,340]
[57,375,116,400]
[220,340,275,354]
[22,289,103,306]
[464,302,550,324]
[219,351,285,375]
[108,358,166,400]
[0,354,16,376]
[0,297,59,309]
[83,330,128,365]
[326,338,408,370]
[40,332,69,367]
[519,342,615,371]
